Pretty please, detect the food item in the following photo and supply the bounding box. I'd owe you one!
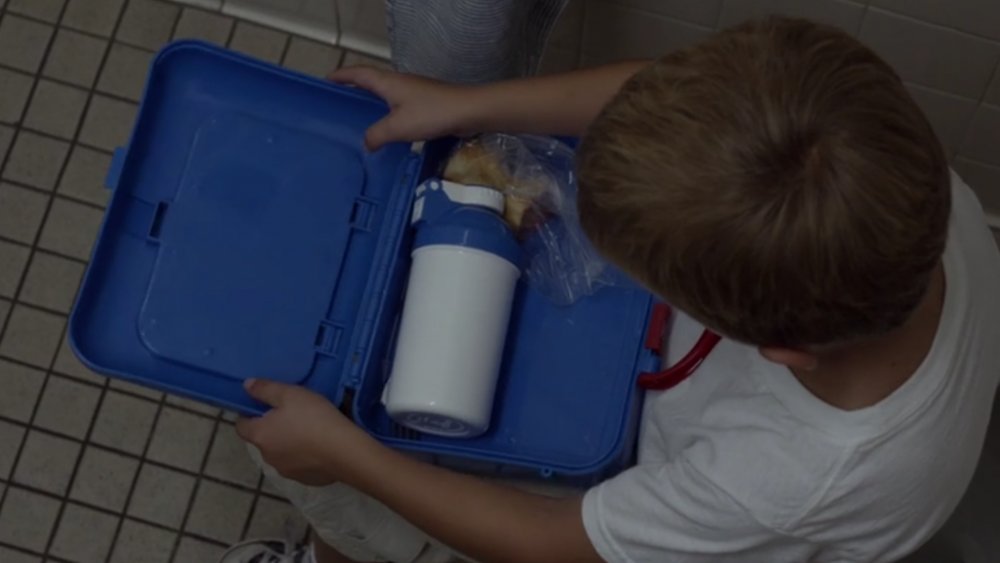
[442,139,549,233]
[441,134,615,305]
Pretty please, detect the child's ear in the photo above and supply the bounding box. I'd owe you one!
[758,347,819,371]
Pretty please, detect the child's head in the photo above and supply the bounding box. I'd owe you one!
[577,17,950,349]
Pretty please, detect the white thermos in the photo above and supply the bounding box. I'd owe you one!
[382,179,521,438]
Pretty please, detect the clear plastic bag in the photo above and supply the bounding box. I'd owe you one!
[442,134,616,306]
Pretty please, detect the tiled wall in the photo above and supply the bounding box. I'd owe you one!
[544,0,1000,222]
[171,0,1000,221]
[174,0,390,57]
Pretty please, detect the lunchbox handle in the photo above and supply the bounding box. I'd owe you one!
[638,304,722,391]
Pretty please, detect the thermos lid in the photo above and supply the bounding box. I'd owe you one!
[439,180,506,214]
[413,179,521,267]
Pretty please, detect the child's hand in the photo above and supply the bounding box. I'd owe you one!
[235,379,370,486]
[328,66,479,151]
[237,384,599,563]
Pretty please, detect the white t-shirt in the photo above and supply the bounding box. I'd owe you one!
[582,173,1000,563]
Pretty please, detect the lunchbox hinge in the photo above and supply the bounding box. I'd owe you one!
[341,151,424,391]
[346,359,362,388]
[398,151,423,192]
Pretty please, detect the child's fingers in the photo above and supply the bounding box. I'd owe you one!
[243,378,289,407]
[327,66,387,95]
[364,115,405,151]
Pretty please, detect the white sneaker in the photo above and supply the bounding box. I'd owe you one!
[217,539,313,563]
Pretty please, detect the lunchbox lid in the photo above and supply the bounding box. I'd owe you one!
[70,41,424,410]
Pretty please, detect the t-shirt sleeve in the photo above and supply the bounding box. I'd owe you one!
[582,457,785,563]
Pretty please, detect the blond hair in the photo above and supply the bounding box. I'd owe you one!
[578,17,950,347]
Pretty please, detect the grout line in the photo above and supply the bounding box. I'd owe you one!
[0,466,280,511]
[0,18,23,194]
[949,50,1000,167]
[240,492,261,541]
[169,16,242,556]
[0,111,122,155]
[102,396,170,563]
[714,0,729,29]
[0,234,89,264]
[223,5,238,47]
[1,2,389,557]
[0,355,103,386]
[99,7,185,562]
[0,0,141,557]
[168,410,225,560]
[22,0,134,558]
[276,25,293,65]
[0,297,11,337]
[0,351,224,423]
[0,527,231,562]
[954,155,1000,169]
[0,416,265,493]
[278,27,294,66]
[1,177,108,212]
[336,44,347,69]
[976,58,1000,106]
[333,0,343,43]
[40,338,114,558]
[1,297,72,318]
[0,0,75,522]
[866,5,1000,45]
[1,254,89,299]
[593,0,716,32]
[0,503,233,561]
[0,57,151,104]
[904,81,983,103]
[0,543,46,561]
[855,1,870,37]
[0,387,220,429]
[239,450,270,542]
[0,93,130,303]
[5,8,111,43]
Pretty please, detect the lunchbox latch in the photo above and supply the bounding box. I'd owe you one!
[314,321,346,357]
[105,146,128,191]
[349,197,378,232]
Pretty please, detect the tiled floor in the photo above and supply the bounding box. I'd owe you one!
[0,1,388,561]
[2,1,998,562]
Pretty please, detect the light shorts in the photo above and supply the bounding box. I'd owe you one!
[248,446,580,562]
[248,446,465,562]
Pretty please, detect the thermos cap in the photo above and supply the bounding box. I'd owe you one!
[439,180,506,214]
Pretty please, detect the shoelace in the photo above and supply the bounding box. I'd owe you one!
[223,519,310,563]
[222,537,306,563]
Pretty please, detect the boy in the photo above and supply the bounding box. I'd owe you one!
[228,18,1000,563]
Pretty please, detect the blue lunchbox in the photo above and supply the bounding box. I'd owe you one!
[70,41,659,483]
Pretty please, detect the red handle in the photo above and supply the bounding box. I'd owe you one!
[638,303,722,391]
[644,303,672,354]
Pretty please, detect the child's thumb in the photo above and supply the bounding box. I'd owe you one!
[243,378,289,407]
[234,416,260,443]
